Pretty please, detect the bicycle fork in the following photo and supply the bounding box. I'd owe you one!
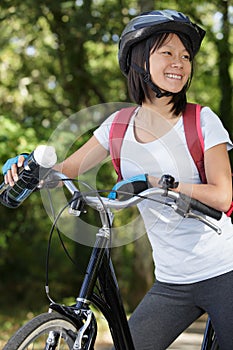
[45,225,110,350]
[72,309,96,349]
[43,306,96,350]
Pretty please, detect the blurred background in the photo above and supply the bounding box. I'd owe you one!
[0,0,232,344]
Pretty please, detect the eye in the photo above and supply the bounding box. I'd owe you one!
[162,51,172,56]
[182,54,191,61]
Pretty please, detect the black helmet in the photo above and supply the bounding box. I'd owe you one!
[119,9,206,76]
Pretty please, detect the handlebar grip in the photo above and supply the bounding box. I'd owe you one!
[182,194,222,220]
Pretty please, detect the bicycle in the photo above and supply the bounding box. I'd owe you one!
[1,169,222,350]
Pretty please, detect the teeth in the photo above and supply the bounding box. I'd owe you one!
[165,74,182,80]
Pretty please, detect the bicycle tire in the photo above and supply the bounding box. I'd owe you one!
[3,312,78,350]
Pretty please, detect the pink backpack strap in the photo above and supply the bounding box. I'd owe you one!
[184,103,233,218]
[109,106,137,181]
[226,203,233,217]
[183,103,207,184]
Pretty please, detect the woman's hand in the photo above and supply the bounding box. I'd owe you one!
[2,154,28,186]
[108,174,149,200]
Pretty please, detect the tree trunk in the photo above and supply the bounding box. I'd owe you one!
[215,1,233,135]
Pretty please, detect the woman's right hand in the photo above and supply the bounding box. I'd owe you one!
[2,154,28,186]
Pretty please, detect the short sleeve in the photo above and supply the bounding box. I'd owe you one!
[201,107,233,152]
[93,112,118,151]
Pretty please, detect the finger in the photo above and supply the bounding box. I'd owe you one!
[11,163,19,183]
[4,174,9,185]
[17,155,26,167]
[6,169,15,186]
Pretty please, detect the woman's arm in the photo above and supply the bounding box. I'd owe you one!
[179,144,232,212]
[5,136,108,185]
[54,135,108,178]
[149,143,232,212]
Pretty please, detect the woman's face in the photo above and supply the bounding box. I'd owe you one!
[149,33,192,94]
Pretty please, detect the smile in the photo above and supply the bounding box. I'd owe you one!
[165,73,182,80]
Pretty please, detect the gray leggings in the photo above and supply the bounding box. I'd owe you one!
[128,270,233,350]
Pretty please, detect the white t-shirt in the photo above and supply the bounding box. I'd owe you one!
[94,106,233,283]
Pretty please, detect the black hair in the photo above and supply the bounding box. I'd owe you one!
[127,32,194,116]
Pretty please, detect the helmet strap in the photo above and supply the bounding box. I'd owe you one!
[131,62,173,98]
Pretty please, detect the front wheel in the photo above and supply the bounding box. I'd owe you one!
[3,312,78,350]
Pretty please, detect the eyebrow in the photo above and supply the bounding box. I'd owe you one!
[161,44,188,52]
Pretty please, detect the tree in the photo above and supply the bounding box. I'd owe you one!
[214,0,233,131]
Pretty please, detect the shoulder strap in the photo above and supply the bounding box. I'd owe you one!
[183,103,207,184]
[110,104,206,183]
[184,104,233,217]
[109,106,137,181]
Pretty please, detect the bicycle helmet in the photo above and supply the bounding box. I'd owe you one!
[119,9,206,79]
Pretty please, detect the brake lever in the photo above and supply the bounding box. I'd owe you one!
[170,203,222,234]
[185,211,222,234]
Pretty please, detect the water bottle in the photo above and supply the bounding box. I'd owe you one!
[0,145,57,208]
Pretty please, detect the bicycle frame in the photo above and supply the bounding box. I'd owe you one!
[46,171,221,350]
[49,214,135,349]
[201,317,217,350]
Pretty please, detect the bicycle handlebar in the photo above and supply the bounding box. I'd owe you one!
[49,171,222,234]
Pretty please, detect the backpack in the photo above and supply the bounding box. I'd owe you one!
[109,103,233,218]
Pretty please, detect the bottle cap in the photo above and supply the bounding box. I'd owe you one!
[34,145,57,168]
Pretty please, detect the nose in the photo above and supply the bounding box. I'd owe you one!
[171,57,183,68]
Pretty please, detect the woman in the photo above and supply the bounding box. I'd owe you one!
[3,10,233,349]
